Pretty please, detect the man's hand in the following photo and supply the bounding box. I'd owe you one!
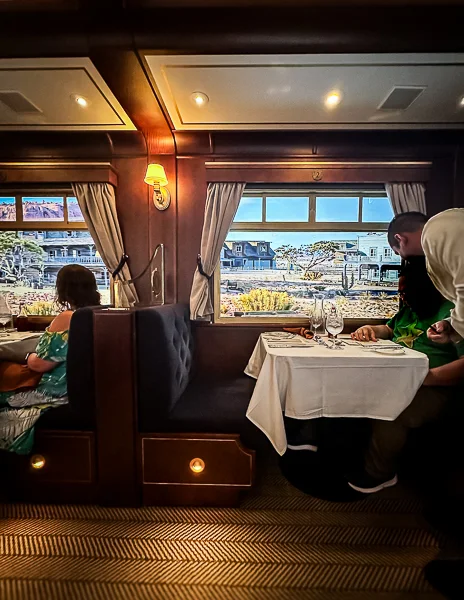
[351,326,377,342]
[427,320,453,344]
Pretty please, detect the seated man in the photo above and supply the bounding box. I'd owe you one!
[347,256,464,494]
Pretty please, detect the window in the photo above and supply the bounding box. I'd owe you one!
[0,191,110,314]
[217,190,398,321]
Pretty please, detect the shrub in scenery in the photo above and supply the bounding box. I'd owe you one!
[21,301,58,316]
[236,288,293,312]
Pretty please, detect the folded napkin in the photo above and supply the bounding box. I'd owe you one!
[283,327,314,340]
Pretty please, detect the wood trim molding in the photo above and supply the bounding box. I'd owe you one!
[205,166,431,184]
[0,162,118,186]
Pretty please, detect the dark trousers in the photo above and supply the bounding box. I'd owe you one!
[365,386,455,479]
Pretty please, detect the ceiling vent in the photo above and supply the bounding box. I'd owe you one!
[378,86,426,111]
[0,91,42,114]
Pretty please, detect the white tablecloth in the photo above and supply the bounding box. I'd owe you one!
[0,332,41,362]
[245,335,429,455]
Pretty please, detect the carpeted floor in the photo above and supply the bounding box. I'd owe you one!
[0,457,446,600]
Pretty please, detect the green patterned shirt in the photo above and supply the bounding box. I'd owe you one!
[387,301,464,368]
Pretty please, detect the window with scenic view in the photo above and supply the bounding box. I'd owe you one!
[217,190,399,320]
[0,193,110,315]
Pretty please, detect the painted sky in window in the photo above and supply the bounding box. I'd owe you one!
[233,195,393,223]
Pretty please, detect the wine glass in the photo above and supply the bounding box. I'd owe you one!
[326,309,344,349]
[311,309,324,338]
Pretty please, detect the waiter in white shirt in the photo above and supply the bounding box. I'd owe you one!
[388,208,464,596]
[387,208,464,344]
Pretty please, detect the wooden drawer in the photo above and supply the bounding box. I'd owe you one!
[140,433,255,506]
[19,431,95,484]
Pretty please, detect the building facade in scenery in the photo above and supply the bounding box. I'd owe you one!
[221,241,276,270]
[346,233,401,282]
[20,230,109,288]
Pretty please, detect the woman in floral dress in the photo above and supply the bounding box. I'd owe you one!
[0,265,101,453]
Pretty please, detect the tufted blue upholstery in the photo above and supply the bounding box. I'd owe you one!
[136,304,194,429]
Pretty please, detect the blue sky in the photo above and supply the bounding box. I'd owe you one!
[234,196,393,223]
[0,197,15,205]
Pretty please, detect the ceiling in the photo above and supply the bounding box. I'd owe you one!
[0,58,135,131]
[145,53,464,131]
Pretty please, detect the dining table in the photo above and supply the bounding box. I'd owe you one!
[245,333,430,455]
[0,330,42,363]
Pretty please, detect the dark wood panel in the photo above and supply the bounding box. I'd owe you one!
[141,434,253,485]
[177,158,207,303]
[131,0,464,6]
[0,165,117,186]
[174,132,212,156]
[140,433,254,507]
[180,131,464,158]
[1,6,464,57]
[425,157,455,217]
[93,310,138,506]
[0,132,146,160]
[148,154,177,304]
[113,156,152,303]
[454,149,464,208]
[206,166,431,184]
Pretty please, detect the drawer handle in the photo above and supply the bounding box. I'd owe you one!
[189,458,205,474]
[30,454,46,470]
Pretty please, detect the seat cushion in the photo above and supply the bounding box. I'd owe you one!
[162,375,268,449]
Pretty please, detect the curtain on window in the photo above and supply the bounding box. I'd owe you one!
[72,183,138,307]
[385,183,427,215]
[190,182,246,320]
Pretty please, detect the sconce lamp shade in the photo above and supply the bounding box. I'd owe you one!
[144,164,168,187]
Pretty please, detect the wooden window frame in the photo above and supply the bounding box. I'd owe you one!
[214,189,394,324]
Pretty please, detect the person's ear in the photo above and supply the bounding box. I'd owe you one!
[394,233,406,247]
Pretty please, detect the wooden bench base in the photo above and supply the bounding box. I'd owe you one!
[139,433,255,507]
[2,430,97,504]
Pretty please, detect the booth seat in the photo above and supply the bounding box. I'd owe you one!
[135,304,265,506]
[2,307,138,506]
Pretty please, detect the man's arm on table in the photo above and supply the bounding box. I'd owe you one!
[351,324,393,342]
[423,356,464,387]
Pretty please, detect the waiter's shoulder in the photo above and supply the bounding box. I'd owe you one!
[422,208,464,239]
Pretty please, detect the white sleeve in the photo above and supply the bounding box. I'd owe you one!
[423,212,464,340]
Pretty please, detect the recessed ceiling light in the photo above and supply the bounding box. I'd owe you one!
[71,94,89,108]
[325,91,342,108]
[190,92,209,107]
[459,96,464,108]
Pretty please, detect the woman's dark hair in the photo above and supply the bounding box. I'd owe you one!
[400,256,444,319]
[56,264,101,310]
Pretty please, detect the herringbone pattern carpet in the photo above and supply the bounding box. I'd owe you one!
[0,460,445,600]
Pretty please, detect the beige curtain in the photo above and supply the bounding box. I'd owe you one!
[190,182,246,320]
[385,183,427,215]
[72,183,138,307]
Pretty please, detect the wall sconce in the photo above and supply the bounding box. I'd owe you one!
[144,164,171,211]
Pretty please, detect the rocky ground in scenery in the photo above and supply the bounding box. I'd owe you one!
[0,285,111,314]
[220,292,398,319]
